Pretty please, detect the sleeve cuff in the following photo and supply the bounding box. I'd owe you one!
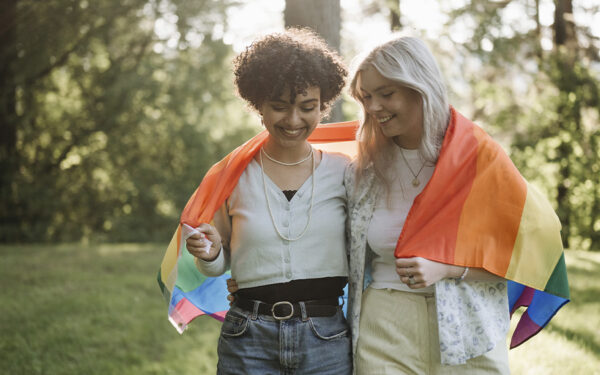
[194,244,226,276]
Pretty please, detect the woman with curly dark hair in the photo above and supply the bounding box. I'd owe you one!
[184,28,352,374]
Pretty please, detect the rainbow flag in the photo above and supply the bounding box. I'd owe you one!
[394,108,569,348]
[158,108,568,349]
[157,122,358,333]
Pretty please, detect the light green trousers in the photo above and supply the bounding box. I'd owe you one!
[356,287,510,375]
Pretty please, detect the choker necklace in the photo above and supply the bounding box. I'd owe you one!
[398,148,426,187]
[261,146,313,166]
[259,149,315,241]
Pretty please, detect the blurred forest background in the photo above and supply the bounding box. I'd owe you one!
[1,0,599,251]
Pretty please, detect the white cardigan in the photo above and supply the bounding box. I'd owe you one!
[344,161,510,365]
[196,152,350,288]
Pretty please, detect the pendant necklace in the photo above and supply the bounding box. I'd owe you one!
[398,147,426,187]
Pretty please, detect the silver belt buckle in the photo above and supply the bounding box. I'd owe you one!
[271,301,294,320]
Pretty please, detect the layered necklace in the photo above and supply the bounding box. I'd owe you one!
[262,146,313,166]
[398,147,426,187]
[259,146,315,241]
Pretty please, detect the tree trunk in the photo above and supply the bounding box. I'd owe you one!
[0,0,18,241]
[388,0,402,31]
[284,0,343,122]
[552,0,578,248]
[553,0,576,49]
[0,0,17,163]
[534,0,542,58]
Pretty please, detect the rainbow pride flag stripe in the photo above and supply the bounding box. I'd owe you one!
[394,108,569,347]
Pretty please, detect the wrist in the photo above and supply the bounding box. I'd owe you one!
[446,265,467,279]
[209,243,224,261]
[455,266,469,281]
[201,243,223,262]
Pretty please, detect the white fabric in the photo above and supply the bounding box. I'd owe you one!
[195,151,350,289]
[368,146,435,293]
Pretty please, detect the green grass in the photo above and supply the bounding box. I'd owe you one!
[508,251,600,375]
[0,245,598,374]
[0,244,221,375]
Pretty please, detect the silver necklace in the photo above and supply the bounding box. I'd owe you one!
[261,146,313,166]
[398,148,426,187]
[259,149,315,241]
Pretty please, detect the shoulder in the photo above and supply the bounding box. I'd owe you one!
[320,150,351,174]
[321,150,351,165]
[343,160,358,186]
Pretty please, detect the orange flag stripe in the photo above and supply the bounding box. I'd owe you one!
[395,109,477,263]
[308,120,359,142]
[454,124,527,275]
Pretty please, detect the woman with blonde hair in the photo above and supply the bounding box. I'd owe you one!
[345,36,568,374]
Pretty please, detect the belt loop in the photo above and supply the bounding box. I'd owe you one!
[251,300,260,320]
[299,301,308,322]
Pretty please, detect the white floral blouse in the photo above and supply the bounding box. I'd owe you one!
[344,162,510,365]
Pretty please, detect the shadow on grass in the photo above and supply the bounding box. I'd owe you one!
[546,323,600,356]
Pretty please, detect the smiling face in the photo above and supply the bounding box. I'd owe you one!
[260,86,321,153]
[356,65,423,149]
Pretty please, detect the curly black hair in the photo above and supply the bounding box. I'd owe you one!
[233,28,348,115]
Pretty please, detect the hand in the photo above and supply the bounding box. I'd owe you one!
[185,223,222,262]
[226,278,239,306]
[395,257,464,289]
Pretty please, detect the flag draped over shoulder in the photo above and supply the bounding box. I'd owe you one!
[394,107,570,348]
[158,108,568,350]
[157,121,358,333]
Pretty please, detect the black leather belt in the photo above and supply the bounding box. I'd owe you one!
[234,297,340,320]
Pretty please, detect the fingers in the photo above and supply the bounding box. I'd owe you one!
[398,275,426,289]
[184,223,223,261]
[226,278,238,307]
[395,257,419,269]
[395,265,415,278]
[187,233,209,248]
[195,223,216,236]
[226,278,239,293]
[186,234,211,255]
[396,257,426,289]
[395,257,419,278]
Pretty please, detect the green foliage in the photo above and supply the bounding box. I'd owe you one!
[443,0,600,250]
[1,243,598,374]
[1,0,260,243]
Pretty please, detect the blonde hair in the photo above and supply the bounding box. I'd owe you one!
[350,36,450,189]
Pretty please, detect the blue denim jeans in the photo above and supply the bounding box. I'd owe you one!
[216,302,352,375]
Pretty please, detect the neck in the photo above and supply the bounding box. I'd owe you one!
[263,140,311,163]
[393,135,420,150]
